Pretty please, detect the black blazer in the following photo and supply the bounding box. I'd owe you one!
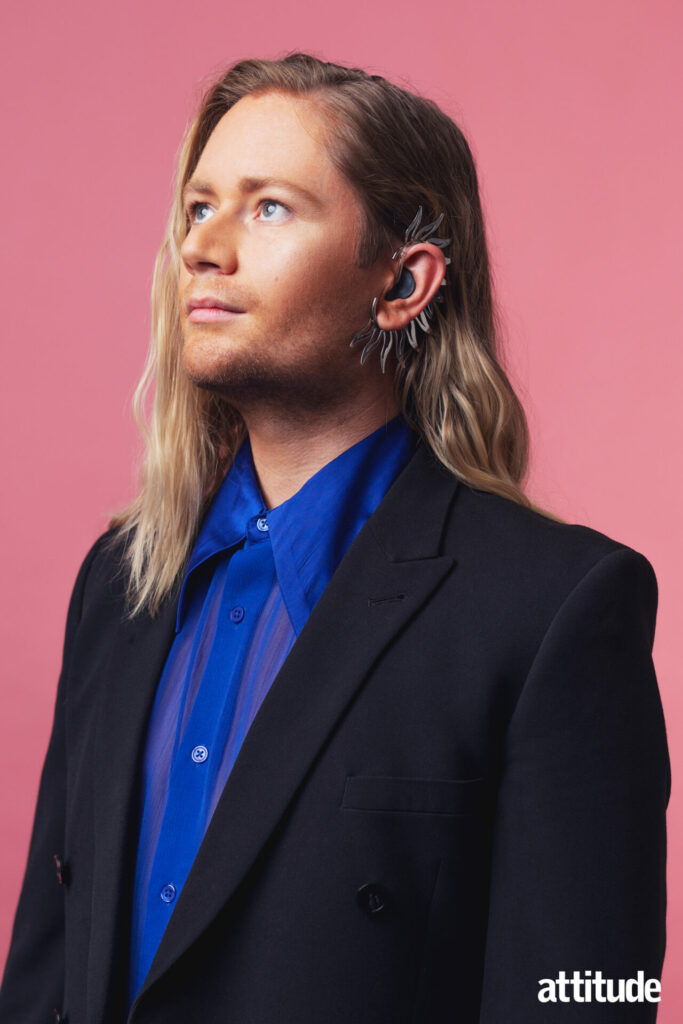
[0,442,671,1024]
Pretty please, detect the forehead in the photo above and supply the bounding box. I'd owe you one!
[193,91,346,199]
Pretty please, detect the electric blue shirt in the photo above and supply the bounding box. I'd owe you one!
[127,414,417,1010]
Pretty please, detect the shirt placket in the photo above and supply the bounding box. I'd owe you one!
[139,514,275,973]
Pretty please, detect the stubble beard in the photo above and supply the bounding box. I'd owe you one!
[182,327,353,418]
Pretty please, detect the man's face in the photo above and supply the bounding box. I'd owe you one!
[178,90,389,412]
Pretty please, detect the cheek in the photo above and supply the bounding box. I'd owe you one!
[178,265,191,303]
[263,243,367,326]
[248,258,315,331]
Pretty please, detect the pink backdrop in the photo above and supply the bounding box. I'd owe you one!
[1,0,681,1015]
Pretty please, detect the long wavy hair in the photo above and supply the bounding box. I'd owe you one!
[107,52,562,619]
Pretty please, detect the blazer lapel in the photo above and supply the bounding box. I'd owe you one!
[90,442,460,1021]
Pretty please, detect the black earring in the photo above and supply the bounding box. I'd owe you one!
[384,267,416,301]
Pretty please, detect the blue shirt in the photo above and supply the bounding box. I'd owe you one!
[127,414,416,1009]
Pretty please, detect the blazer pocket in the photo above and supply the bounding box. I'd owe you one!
[341,775,488,816]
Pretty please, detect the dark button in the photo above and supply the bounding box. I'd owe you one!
[356,882,387,915]
[53,853,70,887]
[160,883,177,904]
[230,605,245,623]
[52,1010,68,1023]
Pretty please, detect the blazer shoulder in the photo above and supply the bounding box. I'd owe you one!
[443,478,657,607]
[71,525,132,614]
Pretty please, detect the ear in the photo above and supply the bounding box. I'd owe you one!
[373,243,447,332]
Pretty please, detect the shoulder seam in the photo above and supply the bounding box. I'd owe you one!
[508,544,639,727]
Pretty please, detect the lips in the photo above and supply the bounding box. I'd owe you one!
[187,296,244,313]
[186,295,245,323]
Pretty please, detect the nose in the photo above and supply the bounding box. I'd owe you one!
[180,212,238,277]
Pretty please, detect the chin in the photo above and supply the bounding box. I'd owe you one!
[181,336,270,397]
[182,331,244,377]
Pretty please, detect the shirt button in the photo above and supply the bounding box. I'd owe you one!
[230,605,245,623]
[191,744,208,763]
[160,883,177,904]
[256,516,269,532]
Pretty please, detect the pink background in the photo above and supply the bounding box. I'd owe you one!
[1,0,681,1015]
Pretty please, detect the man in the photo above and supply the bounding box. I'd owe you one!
[0,54,670,1023]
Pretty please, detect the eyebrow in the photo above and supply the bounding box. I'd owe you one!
[182,175,322,207]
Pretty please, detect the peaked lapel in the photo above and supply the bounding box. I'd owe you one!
[87,442,460,1022]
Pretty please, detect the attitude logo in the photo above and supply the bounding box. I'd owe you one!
[538,971,661,1003]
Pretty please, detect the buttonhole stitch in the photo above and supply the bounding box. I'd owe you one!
[368,593,406,607]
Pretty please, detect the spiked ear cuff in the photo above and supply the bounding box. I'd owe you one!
[350,205,452,373]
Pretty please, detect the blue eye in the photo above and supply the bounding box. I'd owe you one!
[258,199,289,222]
[187,202,213,224]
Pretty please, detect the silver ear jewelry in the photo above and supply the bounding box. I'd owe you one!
[350,206,452,372]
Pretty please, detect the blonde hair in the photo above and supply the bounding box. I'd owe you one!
[107,52,562,618]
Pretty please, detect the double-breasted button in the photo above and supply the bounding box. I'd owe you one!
[53,853,70,887]
[356,882,387,915]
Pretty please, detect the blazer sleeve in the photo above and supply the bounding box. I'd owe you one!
[0,535,105,1021]
[478,545,671,1023]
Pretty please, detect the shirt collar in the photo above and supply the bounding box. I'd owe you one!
[267,415,416,634]
[175,414,417,633]
[174,439,266,631]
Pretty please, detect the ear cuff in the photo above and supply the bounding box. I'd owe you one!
[350,205,452,373]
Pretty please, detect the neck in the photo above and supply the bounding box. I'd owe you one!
[241,389,402,509]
